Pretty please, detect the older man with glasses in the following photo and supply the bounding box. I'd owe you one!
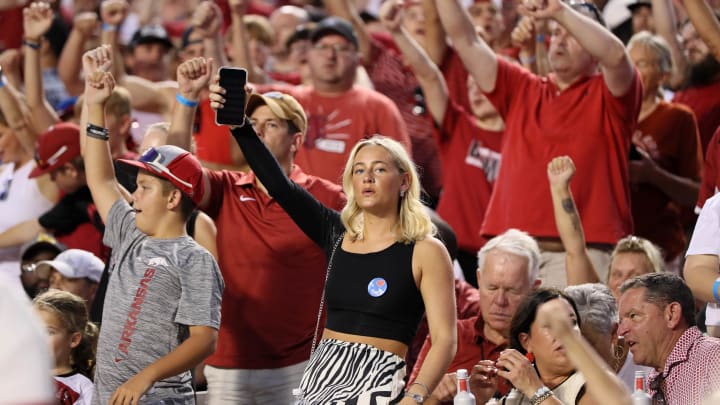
[436,0,641,289]
[617,273,720,404]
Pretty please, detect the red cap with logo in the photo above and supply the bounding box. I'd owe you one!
[116,145,205,206]
[29,123,81,179]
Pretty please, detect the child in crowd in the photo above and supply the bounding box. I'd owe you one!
[81,45,223,404]
[33,289,97,405]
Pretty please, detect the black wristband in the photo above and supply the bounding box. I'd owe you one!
[86,124,109,141]
[23,39,40,50]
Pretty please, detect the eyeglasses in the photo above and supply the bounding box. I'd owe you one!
[139,147,193,189]
[311,43,355,55]
[649,374,666,405]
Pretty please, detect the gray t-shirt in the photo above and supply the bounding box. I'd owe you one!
[93,200,224,405]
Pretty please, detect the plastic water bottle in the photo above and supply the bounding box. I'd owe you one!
[631,371,651,405]
[292,388,305,405]
[454,368,476,405]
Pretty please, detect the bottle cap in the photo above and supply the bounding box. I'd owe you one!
[456,369,469,379]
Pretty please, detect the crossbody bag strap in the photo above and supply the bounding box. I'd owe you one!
[309,231,345,356]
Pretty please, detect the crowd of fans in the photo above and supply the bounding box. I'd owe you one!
[2,0,720,403]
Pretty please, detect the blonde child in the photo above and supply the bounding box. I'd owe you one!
[34,290,98,405]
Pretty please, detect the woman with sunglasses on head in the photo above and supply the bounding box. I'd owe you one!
[210,83,457,404]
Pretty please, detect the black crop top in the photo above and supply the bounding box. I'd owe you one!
[324,243,425,344]
[231,123,426,345]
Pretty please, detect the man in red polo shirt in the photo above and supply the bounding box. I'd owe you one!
[168,57,345,404]
[437,0,641,287]
[409,229,541,404]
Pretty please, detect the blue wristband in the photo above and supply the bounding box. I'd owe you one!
[101,23,117,32]
[536,34,546,44]
[713,278,720,303]
[176,93,199,108]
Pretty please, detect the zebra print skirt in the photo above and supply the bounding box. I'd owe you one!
[298,339,407,404]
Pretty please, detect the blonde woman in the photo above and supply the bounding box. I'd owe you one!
[210,84,457,404]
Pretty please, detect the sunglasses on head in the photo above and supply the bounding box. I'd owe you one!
[138,147,193,190]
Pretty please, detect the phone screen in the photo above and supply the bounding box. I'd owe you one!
[215,67,248,127]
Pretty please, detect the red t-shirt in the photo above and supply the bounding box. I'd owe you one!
[481,59,642,244]
[673,79,720,154]
[366,36,443,201]
[436,100,502,253]
[698,126,720,209]
[409,315,511,403]
[631,101,702,260]
[256,84,411,184]
[192,98,235,166]
[441,49,471,113]
[203,165,345,369]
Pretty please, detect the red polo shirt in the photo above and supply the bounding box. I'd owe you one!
[480,59,641,244]
[203,165,345,369]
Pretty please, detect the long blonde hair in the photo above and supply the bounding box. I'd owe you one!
[340,136,435,243]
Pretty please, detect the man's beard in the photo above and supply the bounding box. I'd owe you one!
[688,54,720,87]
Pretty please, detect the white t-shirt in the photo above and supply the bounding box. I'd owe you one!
[686,193,720,327]
[0,161,55,290]
[687,193,720,257]
[55,372,94,405]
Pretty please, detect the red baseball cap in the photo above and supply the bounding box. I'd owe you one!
[29,123,81,179]
[116,145,205,206]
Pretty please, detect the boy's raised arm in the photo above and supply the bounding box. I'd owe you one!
[82,46,123,223]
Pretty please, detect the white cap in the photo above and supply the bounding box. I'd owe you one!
[456,368,469,379]
[36,249,104,283]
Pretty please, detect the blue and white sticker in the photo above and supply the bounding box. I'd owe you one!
[368,277,388,297]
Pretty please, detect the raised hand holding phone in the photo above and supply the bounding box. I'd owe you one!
[214,67,248,127]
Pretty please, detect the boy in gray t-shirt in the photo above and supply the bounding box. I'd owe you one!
[81,46,223,405]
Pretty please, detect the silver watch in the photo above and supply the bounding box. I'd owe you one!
[530,386,552,405]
